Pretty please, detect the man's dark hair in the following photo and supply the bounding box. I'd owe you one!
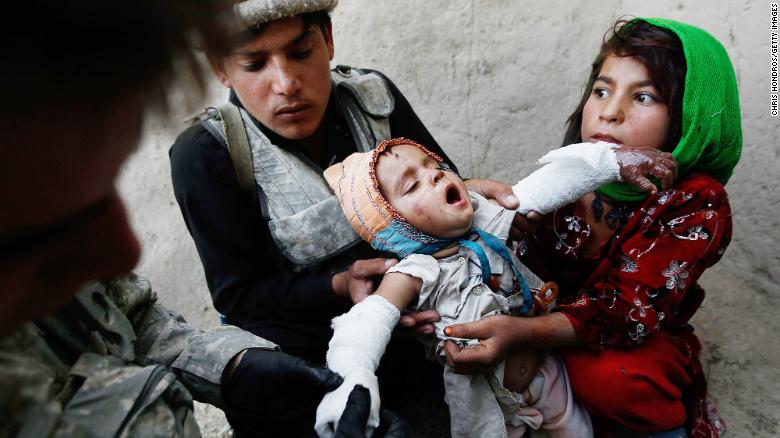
[230,10,332,51]
[562,19,687,151]
[1,0,231,116]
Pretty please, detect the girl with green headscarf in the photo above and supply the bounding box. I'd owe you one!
[443,18,739,437]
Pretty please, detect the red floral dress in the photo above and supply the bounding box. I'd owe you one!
[518,173,731,436]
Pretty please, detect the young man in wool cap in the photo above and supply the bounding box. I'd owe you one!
[169,0,479,434]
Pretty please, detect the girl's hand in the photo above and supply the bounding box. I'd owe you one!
[442,315,517,374]
[444,313,579,375]
[614,146,678,194]
[443,319,544,393]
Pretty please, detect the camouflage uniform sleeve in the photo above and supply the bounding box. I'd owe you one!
[106,274,278,408]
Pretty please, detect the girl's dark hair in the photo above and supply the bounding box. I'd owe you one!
[562,19,687,150]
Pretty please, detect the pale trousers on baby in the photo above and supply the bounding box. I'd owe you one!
[444,351,592,438]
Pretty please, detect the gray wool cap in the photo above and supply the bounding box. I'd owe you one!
[235,0,338,27]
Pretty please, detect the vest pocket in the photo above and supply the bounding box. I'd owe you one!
[268,196,362,268]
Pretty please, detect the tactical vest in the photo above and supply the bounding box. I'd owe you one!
[200,67,394,269]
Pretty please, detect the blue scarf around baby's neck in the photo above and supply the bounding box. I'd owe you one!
[371,220,533,314]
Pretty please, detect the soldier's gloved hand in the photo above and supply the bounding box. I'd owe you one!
[335,385,410,438]
[222,348,342,420]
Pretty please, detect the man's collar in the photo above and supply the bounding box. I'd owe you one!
[227,88,344,150]
[228,89,291,148]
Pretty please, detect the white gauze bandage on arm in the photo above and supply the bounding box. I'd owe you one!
[513,141,621,215]
[314,295,401,438]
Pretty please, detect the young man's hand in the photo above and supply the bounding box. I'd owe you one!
[397,309,440,336]
[465,178,547,241]
[332,258,398,304]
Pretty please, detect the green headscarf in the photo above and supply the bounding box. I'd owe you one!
[598,17,742,202]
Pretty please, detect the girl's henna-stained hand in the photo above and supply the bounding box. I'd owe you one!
[614,146,678,194]
[443,312,579,375]
[465,147,677,241]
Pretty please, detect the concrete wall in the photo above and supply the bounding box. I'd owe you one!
[118,0,780,435]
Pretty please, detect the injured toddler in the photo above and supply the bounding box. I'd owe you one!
[315,137,624,438]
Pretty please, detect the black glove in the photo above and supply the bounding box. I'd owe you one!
[335,385,410,438]
[223,348,342,420]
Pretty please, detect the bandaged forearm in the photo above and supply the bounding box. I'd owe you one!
[513,141,621,214]
[315,295,401,438]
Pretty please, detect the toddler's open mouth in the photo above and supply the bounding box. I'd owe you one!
[446,185,463,204]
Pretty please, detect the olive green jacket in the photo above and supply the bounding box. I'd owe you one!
[0,273,277,437]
